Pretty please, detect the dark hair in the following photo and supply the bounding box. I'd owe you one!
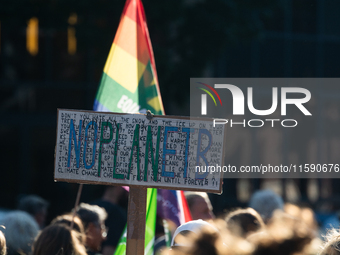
[33,224,86,255]
[172,230,194,247]
[190,230,220,255]
[17,195,49,216]
[172,229,220,255]
[226,208,264,238]
[76,203,107,230]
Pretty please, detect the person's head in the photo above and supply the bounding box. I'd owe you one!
[1,211,39,255]
[249,210,313,255]
[76,203,107,252]
[284,203,317,231]
[185,192,215,221]
[169,220,252,255]
[321,243,340,255]
[33,224,87,255]
[320,228,340,255]
[225,208,264,238]
[17,195,49,229]
[249,189,284,223]
[171,220,218,248]
[102,186,129,209]
[173,226,221,255]
[51,213,85,243]
[0,230,6,255]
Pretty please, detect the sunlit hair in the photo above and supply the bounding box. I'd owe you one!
[76,203,107,230]
[319,228,340,255]
[0,229,6,255]
[164,219,254,255]
[284,203,318,231]
[32,224,87,255]
[51,213,86,243]
[249,210,314,255]
[225,208,265,238]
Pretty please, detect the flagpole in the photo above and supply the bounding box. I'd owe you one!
[70,183,83,230]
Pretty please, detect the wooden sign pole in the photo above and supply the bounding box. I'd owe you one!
[55,109,226,254]
[126,186,147,255]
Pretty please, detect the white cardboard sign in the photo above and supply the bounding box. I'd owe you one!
[55,109,225,193]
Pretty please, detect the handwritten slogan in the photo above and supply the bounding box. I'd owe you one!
[54,109,225,193]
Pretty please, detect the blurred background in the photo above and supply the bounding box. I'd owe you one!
[1,0,340,224]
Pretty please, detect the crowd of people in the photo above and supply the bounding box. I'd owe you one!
[0,186,127,255]
[0,189,339,255]
[159,190,340,255]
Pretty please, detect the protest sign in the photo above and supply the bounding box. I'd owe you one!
[55,109,225,193]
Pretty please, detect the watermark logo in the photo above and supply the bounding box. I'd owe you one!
[197,82,223,115]
[200,84,311,116]
[197,82,312,128]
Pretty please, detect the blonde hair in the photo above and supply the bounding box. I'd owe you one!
[0,230,6,255]
[320,228,340,255]
[164,219,254,255]
[249,210,314,255]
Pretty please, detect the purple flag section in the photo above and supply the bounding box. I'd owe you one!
[157,189,181,227]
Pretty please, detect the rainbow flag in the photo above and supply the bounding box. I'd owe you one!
[93,0,164,115]
[93,0,191,253]
[94,0,163,254]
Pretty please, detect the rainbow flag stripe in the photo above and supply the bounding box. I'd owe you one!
[94,0,164,115]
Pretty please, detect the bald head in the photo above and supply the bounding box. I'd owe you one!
[185,192,215,221]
